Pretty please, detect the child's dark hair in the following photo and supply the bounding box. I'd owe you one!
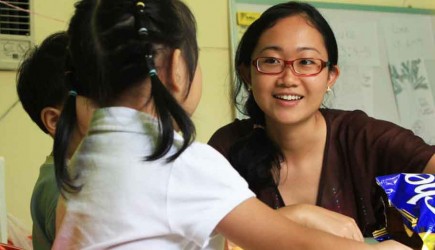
[53,0,96,193]
[229,1,338,194]
[54,0,198,193]
[16,32,69,134]
[92,0,198,159]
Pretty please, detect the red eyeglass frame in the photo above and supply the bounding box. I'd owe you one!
[251,57,331,77]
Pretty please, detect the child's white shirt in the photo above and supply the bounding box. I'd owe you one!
[53,107,254,250]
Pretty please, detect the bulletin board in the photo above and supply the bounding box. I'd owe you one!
[229,0,435,144]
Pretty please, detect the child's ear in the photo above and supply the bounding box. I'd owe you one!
[41,107,62,137]
[168,48,185,95]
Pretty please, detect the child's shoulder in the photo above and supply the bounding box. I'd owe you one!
[174,141,235,174]
[186,141,230,162]
[172,141,252,194]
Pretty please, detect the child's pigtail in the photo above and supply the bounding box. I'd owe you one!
[53,87,82,196]
[134,0,195,161]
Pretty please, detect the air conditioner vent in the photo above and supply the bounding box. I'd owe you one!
[0,1,30,36]
[0,0,33,70]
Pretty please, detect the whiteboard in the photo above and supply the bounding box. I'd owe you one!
[229,1,435,144]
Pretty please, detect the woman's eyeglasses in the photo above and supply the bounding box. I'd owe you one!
[252,57,331,76]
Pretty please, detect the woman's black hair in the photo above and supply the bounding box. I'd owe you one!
[54,0,199,193]
[229,1,338,194]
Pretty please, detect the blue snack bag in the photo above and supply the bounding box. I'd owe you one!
[376,173,435,250]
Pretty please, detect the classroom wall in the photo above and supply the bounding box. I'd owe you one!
[0,0,434,231]
[0,0,76,231]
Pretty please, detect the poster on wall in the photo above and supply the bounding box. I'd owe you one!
[382,15,435,144]
[320,19,379,116]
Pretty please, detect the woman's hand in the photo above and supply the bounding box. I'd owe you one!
[277,204,364,242]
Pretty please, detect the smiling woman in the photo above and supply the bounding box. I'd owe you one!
[248,14,339,125]
[208,1,435,244]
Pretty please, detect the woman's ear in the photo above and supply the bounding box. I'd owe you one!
[327,65,340,89]
[238,64,251,86]
[41,106,62,137]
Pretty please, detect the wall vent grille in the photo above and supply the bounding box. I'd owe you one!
[0,0,33,70]
[0,0,30,36]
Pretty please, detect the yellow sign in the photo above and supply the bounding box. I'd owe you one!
[236,11,261,26]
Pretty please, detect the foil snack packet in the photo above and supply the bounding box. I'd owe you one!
[376,173,435,250]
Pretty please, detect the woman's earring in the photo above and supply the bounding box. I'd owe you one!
[247,85,252,91]
[326,86,332,93]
